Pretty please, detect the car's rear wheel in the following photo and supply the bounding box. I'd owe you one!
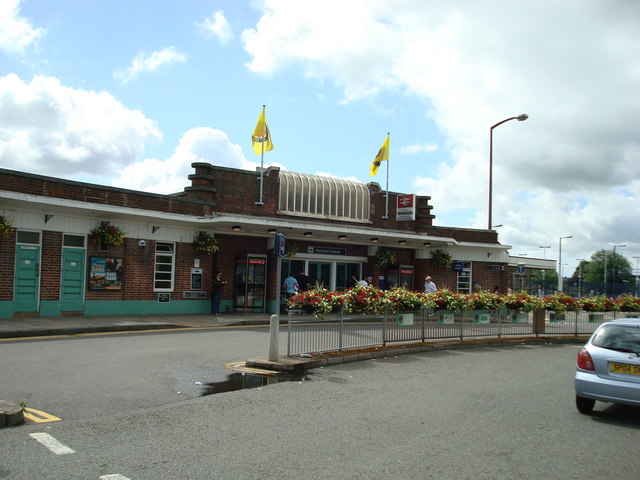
[576,395,595,414]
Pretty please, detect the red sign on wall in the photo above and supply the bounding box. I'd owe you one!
[396,194,416,221]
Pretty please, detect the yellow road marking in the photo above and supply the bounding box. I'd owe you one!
[224,361,278,375]
[23,408,61,423]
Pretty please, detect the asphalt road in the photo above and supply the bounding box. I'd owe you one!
[1,338,639,480]
[0,326,278,420]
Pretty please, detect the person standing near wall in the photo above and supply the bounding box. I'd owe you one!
[284,273,299,299]
[212,271,227,315]
[424,276,438,293]
[295,270,311,291]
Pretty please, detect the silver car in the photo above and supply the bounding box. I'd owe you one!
[574,317,640,414]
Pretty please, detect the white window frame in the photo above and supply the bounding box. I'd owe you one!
[154,242,175,292]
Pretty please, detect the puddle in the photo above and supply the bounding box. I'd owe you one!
[199,372,310,396]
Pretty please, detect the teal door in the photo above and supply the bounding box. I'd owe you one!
[61,247,86,312]
[14,245,40,313]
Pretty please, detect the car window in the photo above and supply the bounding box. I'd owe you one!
[592,325,640,350]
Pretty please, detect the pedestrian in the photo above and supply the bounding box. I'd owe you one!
[493,285,500,294]
[295,270,311,291]
[211,271,227,315]
[284,273,299,299]
[358,277,368,287]
[424,276,437,294]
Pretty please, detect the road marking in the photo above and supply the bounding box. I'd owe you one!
[29,432,75,455]
[23,408,61,423]
[100,475,132,480]
[225,361,278,375]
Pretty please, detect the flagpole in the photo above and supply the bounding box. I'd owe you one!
[384,132,390,219]
[257,105,265,206]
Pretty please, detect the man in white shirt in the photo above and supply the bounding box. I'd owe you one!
[424,276,437,293]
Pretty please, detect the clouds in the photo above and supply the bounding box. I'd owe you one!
[197,10,234,45]
[0,74,162,177]
[113,47,187,85]
[0,0,638,275]
[0,0,44,54]
[114,128,255,193]
[240,0,640,270]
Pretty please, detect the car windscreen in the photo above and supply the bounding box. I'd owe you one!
[592,325,640,354]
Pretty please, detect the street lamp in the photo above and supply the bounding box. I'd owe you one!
[634,256,640,296]
[539,245,551,295]
[612,244,626,297]
[488,114,528,230]
[558,236,572,292]
[577,259,585,298]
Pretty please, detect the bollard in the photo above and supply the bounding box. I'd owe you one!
[268,314,279,362]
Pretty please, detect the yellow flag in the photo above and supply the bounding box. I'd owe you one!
[252,107,274,155]
[369,134,389,176]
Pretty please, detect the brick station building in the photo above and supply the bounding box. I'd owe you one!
[1,163,520,318]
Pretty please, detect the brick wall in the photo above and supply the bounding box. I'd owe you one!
[0,231,16,301]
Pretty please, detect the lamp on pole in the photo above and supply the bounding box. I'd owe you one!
[634,256,640,297]
[577,259,585,298]
[488,114,528,230]
[558,236,572,292]
[612,244,626,297]
[539,245,551,295]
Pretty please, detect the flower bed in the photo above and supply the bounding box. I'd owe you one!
[503,292,544,312]
[579,295,618,312]
[288,287,341,318]
[287,287,640,319]
[616,294,640,313]
[542,293,579,312]
[424,288,467,313]
[384,288,426,313]
[465,291,503,311]
[341,285,387,314]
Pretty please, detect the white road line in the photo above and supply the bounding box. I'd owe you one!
[100,475,132,480]
[28,432,76,455]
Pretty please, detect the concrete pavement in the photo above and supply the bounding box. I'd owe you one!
[0,312,275,339]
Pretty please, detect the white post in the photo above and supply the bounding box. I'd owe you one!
[268,314,279,362]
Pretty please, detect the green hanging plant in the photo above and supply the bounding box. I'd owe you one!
[285,245,298,258]
[89,223,125,246]
[375,247,397,268]
[431,249,454,269]
[192,231,220,253]
[0,215,13,238]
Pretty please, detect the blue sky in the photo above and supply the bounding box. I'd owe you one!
[1,0,639,277]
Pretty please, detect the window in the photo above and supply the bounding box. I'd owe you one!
[63,234,85,248]
[278,171,370,222]
[17,231,41,245]
[457,262,472,293]
[154,242,175,291]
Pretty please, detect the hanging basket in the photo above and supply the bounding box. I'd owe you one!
[431,249,454,269]
[0,215,12,238]
[192,231,220,253]
[89,223,124,247]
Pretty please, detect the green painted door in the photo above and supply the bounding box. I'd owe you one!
[14,245,40,313]
[61,247,86,312]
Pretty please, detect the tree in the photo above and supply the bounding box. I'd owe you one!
[573,249,635,295]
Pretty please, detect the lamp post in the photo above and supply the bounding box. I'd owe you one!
[634,256,640,297]
[612,244,626,297]
[577,259,585,298]
[558,236,572,292]
[488,114,528,230]
[539,245,551,295]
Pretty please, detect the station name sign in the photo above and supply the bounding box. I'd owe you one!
[307,246,346,256]
[396,194,416,221]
